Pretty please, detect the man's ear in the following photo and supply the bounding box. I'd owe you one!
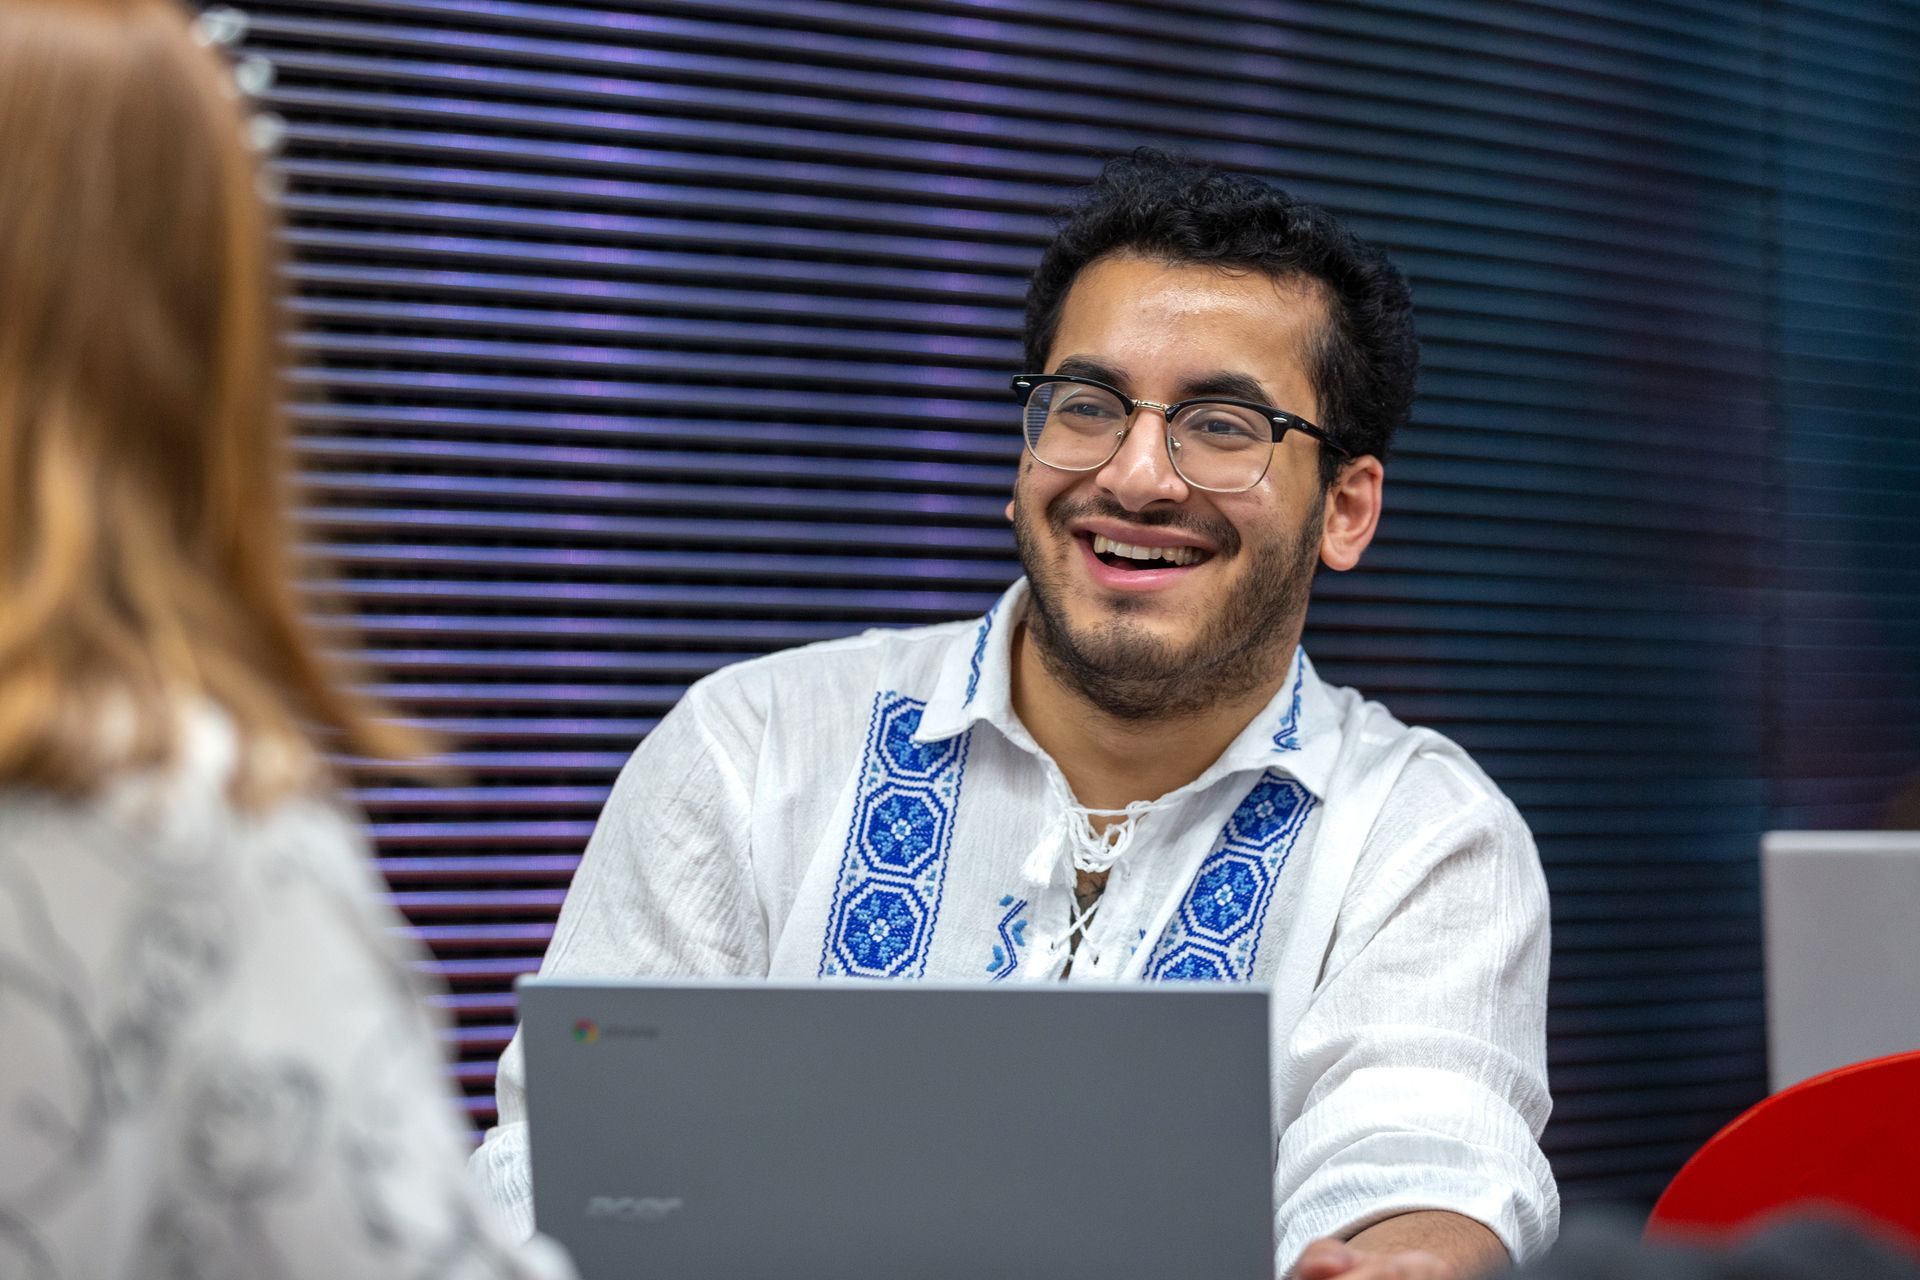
[1320,455,1383,571]
[1005,498,1016,521]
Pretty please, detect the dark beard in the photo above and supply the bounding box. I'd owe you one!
[1012,487,1319,721]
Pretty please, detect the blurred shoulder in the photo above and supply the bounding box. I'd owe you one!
[0,700,372,904]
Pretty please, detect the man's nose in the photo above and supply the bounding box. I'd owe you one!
[1093,407,1189,510]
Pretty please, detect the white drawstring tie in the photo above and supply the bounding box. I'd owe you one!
[1022,771,1178,968]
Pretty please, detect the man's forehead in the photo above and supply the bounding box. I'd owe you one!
[1046,254,1327,402]
[1056,255,1327,342]
[1078,250,1328,304]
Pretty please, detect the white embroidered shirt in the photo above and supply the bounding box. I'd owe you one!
[472,580,1559,1270]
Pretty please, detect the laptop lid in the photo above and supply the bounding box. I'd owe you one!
[1763,831,1920,1091]
[518,978,1274,1280]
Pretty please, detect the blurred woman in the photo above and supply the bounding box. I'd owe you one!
[0,1,574,1275]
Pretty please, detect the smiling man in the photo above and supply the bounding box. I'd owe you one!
[473,151,1558,1277]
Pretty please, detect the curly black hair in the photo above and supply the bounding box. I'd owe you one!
[1023,150,1418,484]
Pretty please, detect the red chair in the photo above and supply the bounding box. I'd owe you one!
[1648,1049,1920,1253]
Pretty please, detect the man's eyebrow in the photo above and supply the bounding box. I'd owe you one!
[1048,358,1274,407]
[1177,370,1272,404]
[1049,355,1126,385]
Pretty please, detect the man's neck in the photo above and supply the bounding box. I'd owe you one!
[1008,621,1295,813]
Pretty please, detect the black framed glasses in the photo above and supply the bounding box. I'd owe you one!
[1011,373,1349,494]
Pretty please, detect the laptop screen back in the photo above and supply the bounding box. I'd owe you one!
[518,979,1274,1280]
[1764,831,1920,1091]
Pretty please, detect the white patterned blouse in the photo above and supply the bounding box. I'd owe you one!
[472,578,1561,1273]
[0,706,576,1280]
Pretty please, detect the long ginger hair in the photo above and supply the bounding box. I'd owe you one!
[0,0,428,804]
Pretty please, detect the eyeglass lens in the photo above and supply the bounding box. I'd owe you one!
[1021,381,1274,492]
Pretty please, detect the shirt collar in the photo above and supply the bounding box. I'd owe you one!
[1201,645,1340,800]
[915,577,1339,800]
[916,579,1026,746]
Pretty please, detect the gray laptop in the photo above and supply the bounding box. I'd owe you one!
[1763,830,1920,1091]
[517,978,1275,1280]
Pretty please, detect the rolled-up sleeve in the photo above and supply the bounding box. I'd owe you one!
[1271,771,1557,1270]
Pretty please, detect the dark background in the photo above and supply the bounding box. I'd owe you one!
[230,0,1919,1210]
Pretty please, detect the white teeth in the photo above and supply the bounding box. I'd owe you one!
[1091,534,1203,567]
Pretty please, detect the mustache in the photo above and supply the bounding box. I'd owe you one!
[1042,494,1242,558]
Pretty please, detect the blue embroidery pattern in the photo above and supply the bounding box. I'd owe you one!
[819,693,971,979]
[1144,772,1315,981]
[985,894,1029,981]
[1270,652,1306,751]
[963,602,998,707]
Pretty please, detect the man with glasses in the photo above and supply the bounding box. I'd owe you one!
[474,150,1557,1279]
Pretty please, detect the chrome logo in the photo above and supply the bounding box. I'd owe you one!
[572,1019,599,1044]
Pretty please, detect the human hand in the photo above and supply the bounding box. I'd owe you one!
[1292,1237,1459,1280]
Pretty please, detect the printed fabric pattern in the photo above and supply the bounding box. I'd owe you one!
[819,692,971,979]
[0,763,573,1280]
[1144,770,1315,981]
